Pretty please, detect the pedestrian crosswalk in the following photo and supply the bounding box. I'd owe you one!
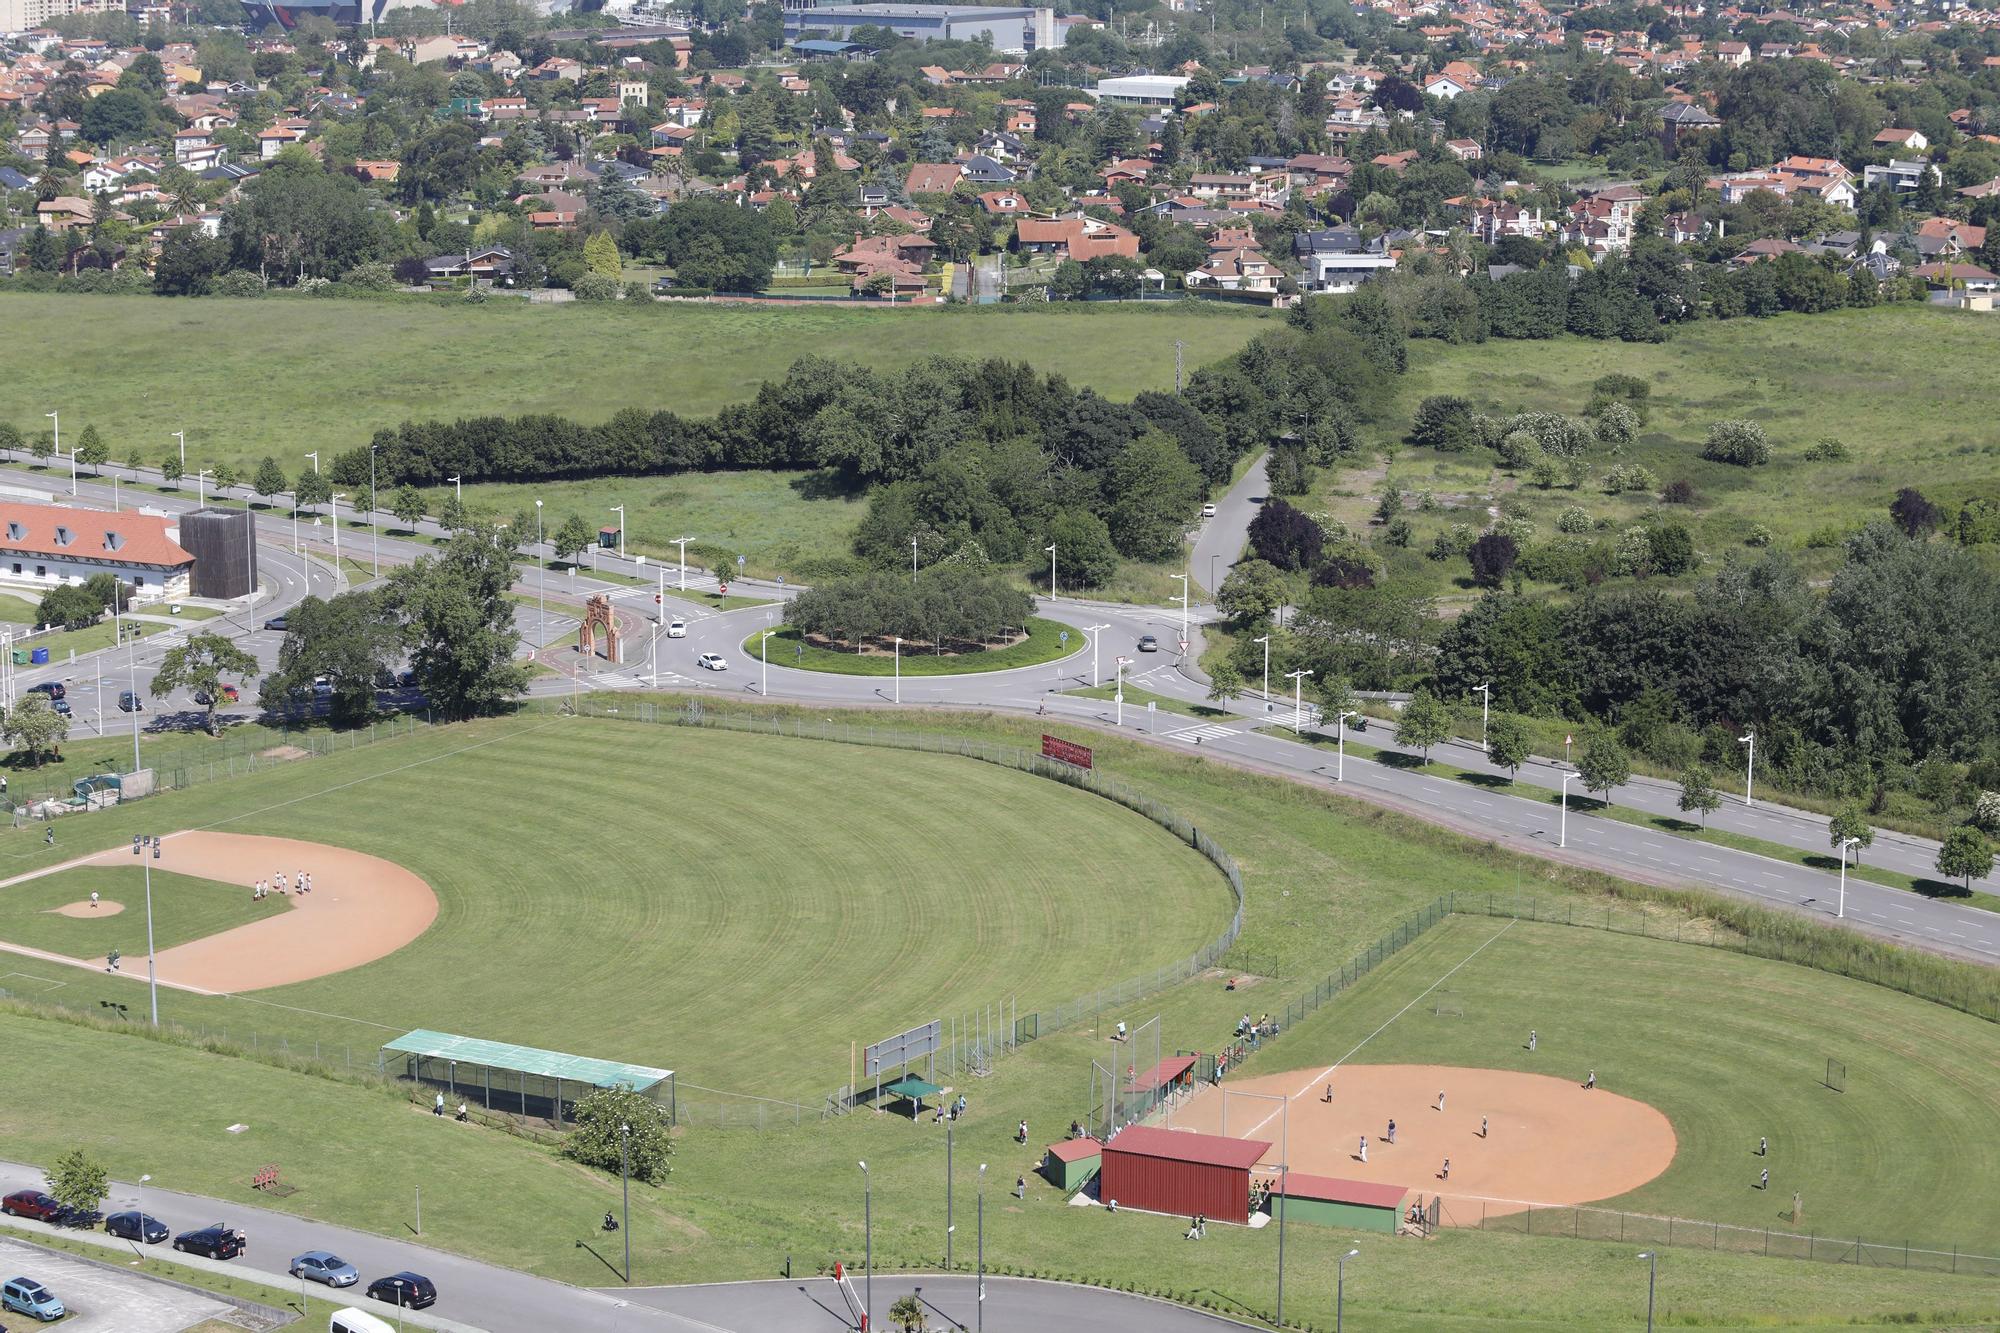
[1165,721,1240,744]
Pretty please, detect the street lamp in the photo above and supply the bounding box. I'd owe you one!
[760,629,776,696]
[195,469,211,507]
[1560,772,1580,848]
[132,835,160,1025]
[1336,1248,1359,1333]
[1045,542,1057,599]
[536,501,546,654]
[1286,668,1313,732]
[288,492,299,554]
[1254,634,1271,703]
[858,1161,872,1329]
[619,1123,632,1283]
[1739,731,1756,807]
[1085,623,1108,686]
[1114,657,1130,727]
[673,536,691,593]
[447,474,462,505]
[304,450,317,474]
[173,430,185,473]
[368,443,379,577]
[1170,573,1190,656]
[1473,682,1491,752]
[1636,1251,1657,1333]
[610,505,625,560]
[977,1162,987,1332]
[330,493,346,572]
[1837,836,1861,919]
[1337,710,1358,781]
[913,537,921,583]
[893,636,901,705]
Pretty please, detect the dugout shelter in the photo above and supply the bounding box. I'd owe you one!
[382,1029,675,1124]
[1099,1124,1270,1224]
[1267,1174,1408,1233]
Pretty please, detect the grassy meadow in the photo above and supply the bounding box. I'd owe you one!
[0,294,1268,475]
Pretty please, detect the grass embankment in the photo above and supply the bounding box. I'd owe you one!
[0,295,1269,472]
[0,702,1997,1327]
[746,618,1080,677]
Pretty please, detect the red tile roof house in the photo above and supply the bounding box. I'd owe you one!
[1014,216,1140,260]
[904,162,963,195]
[0,503,194,602]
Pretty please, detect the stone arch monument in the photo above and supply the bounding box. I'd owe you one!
[578,593,621,664]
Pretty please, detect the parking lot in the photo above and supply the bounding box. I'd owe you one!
[0,1235,234,1332]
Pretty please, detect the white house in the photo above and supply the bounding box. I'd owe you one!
[0,503,193,601]
[1291,227,1397,293]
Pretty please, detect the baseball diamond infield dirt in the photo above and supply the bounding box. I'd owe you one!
[1168,1063,1677,1225]
[0,831,436,994]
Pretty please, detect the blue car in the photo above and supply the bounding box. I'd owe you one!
[2,1276,65,1321]
[291,1250,360,1287]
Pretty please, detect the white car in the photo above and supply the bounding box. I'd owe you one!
[1201,503,1218,518]
[696,652,728,672]
[666,618,688,638]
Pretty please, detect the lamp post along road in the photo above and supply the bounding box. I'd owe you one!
[368,444,379,577]
[1086,624,1108,686]
[1287,668,1313,732]
[1254,634,1271,702]
[1046,542,1057,599]
[1170,573,1190,656]
[893,637,901,705]
[196,469,210,507]
[858,1162,872,1329]
[448,475,461,505]
[1740,731,1756,807]
[610,505,625,559]
[1337,1247,1358,1333]
[1473,682,1491,752]
[760,630,776,697]
[674,536,690,592]
[1115,657,1130,727]
[1837,836,1860,919]
[1337,710,1357,781]
[1561,772,1581,848]
[173,430,185,473]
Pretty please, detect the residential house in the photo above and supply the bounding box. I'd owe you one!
[424,246,515,284]
[1013,215,1140,261]
[1291,225,1397,293]
[1424,60,1483,99]
[1862,158,1941,192]
[1658,100,1721,151]
[978,190,1028,215]
[0,503,193,602]
[1470,199,1544,244]
[905,162,963,195]
[1715,40,1750,65]
[1444,138,1484,161]
[1913,261,1999,310]
[1187,244,1279,293]
[34,196,91,230]
[1872,127,1927,153]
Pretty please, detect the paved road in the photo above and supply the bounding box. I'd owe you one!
[1190,453,1266,599]
[621,1275,1260,1332]
[9,458,1995,965]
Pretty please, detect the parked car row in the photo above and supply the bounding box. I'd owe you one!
[2,1190,439,1313]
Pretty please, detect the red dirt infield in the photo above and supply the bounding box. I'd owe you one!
[1166,1063,1676,1225]
[0,832,436,994]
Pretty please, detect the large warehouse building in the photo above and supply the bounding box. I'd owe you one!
[783,2,1063,51]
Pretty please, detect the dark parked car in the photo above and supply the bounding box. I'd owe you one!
[0,1192,61,1223]
[192,684,239,706]
[105,1211,169,1244]
[366,1272,437,1310]
[51,700,68,716]
[51,1205,101,1230]
[172,1224,245,1259]
[119,690,144,712]
[25,683,62,700]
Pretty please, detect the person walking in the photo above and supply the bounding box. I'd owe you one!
[1357,1135,1368,1164]
[1528,1029,1537,1052]
[1440,1158,1450,1181]
[1584,1070,1596,1090]
[1759,1168,1769,1190]
[1758,1136,1767,1157]
[44,825,54,847]
[1436,1089,1446,1112]
[1480,1115,1488,1138]
[1387,1118,1396,1145]
[1324,1082,1333,1103]
[1018,1119,1028,1145]
[299,870,309,894]
[433,1091,445,1117]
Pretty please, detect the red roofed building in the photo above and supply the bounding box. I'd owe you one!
[1100,1125,1271,1224]
[904,162,963,195]
[1267,1173,1411,1232]
[1014,216,1140,261]
[0,503,193,600]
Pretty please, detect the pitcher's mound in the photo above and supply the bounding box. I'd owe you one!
[49,900,124,917]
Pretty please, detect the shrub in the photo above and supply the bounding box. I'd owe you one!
[1648,522,1696,574]
[1702,419,1770,466]
[1557,505,1591,533]
[1248,498,1324,571]
[1801,436,1849,462]
[1746,524,1773,547]
[1495,515,1536,543]
[1384,517,1413,547]
[1497,430,1545,470]
[1593,400,1639,447]
[1660,478,1698,505]
[340,261,396,291]
[210,271,265,297]
[393,256,432,285]
[623,280,654,304]
[1467,531,1518,586]
[572,272,621,301]
[1587,372,1651,423]
[1410,394,1477,451]
[1603,462,1657,493]
[1614,526,1655,576]
[1503,411,1594,459]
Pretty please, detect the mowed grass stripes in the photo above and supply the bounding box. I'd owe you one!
[12,717,1232,1100]
[1226,916,2000,1246]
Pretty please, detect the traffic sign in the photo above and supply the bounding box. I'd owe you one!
[737,554,746,567]
[1059,630,1069,645]
[719,583,728,595]
[1178,639,1189,652]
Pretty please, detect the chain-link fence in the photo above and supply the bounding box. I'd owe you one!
[1459,1199,2000,1277]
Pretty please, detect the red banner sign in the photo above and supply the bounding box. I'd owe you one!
[1042,734,1093,770]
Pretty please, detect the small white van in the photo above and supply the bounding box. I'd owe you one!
[330,1309,397,1333]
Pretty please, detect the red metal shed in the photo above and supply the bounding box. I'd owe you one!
[1099,1124,1271,1224]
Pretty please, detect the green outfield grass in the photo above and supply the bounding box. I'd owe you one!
[0,295,1268,475]
[0,715,1232,1100]
[745,618,1080,677]
[0,865,258,956]
[1225,914,2000,1246]
[0,706,1995,1327]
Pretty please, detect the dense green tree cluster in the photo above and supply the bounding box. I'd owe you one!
[788,566,1035,648]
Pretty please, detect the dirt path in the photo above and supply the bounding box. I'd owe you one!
[1170,1063,1675,1223]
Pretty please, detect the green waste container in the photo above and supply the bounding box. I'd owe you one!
[9,650,24,666]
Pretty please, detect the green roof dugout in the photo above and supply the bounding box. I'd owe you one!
[1267,1174,1408,1234]
[1043,1137,1101,1191]
[382,1029,675,1125]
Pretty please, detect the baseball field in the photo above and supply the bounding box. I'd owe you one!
[1,703,1997,1330]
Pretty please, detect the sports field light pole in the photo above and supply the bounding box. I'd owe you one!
[893,636,901,705]
[619,1122,631,1283]
[759,630,776,696]
[1739,731,1756,807]
[1337,710,1358,781]
[1336,1247,1358,1332]
[1473,682,1491,752]
[1560,772,1580,848]
[977,1162,987,1332]
[1086,623,1108,686]
[1636,1251,1657,1333]
[1286,668,1312,731]
[132,835,160,1026]
[945,1122,954,1274]
[1254,634,1271,703]
[858,1161,872,1329]
[1837,836,1861,919]
[1274,1162,1288,1327]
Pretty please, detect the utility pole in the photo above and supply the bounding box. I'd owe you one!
[1174,338,1186,395]
[1739,731,1756,807]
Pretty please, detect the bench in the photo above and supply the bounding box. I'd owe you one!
[251,1165,281,1192]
